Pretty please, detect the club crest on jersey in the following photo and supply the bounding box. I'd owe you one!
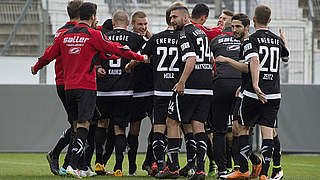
[68,47,81,54]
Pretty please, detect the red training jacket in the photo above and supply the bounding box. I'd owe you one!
[34,23,144,90]
[191,20,223,41]
[53,21,78,85]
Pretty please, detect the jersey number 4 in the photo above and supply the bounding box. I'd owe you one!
[259,46,279,73]
[157,47,179,72]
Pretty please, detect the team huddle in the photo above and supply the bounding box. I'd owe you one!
[31,1,289,180]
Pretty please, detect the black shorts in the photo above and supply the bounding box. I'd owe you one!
[240,96,280,128]
[65,89,96,123]
[167,92,211,124]
[210,78,241,134]
[96,96,132,129]
[131,96,153,122]
[56,85,72,125]
[153,96,171,125]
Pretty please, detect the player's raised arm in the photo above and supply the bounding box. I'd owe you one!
[92,30,147,62]
[279,29,290,62]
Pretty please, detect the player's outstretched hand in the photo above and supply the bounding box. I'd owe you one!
[253,86,267,104]
[279,29,287,43]
[31,66,37,75]
[97,67,106,77]
[143,54,149,63]
[215,56,228,63]
[173,81,185,96]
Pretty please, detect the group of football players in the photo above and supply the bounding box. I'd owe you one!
[31,1,289,180]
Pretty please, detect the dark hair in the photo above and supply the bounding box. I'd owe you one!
[131,11,147,23]
[79,2,97,20]
[254,5,271,25]
[102,19,113,33]
[170,5,189,15]
[67,0,83,19]
[191,3,209,19]
[166,2,185,25]
[222,10,234,17]
[232,13,250,27]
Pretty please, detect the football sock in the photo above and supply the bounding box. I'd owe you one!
[206,135,215,162]
[144,129,154,166]
[102,125,115,165]
[226,138,233,169]
[85,124,96,166]
[185,133,196,167]
[70,127,88,169]
[62,130,75,169]
[167,138,180,172]
[214,132,226,172]
[239,135,251,173]
[232,136,240,168]
[114,134,126,171]
[51,127,72,160]
[127,133,139,173]
[260,139,274,176]
[95,127,106,164]
[273,135,281,169]
[152,132,166,169]
[195,132,207,172]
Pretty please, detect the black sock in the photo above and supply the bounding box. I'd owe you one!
[70,127,88,169]
[195,132,207,172]
[127,133,139,173]
[167,138,180,172]
[51,127,72,160]
[260,139,274,176]
[206,135,215,163]
[273,135,281,169]
[85,124,96,166]
[144,129,154,166]
[239,135,251,173]
[184,133,196,167]
[213,132,226,172]
[63,130,75,169]
[249,151,261,165]
[232,136,240,169]
[226,138,232,169]
[152,132,166,169]
[114,134,127,171]
[95,127,106,165]
[102,124,115,165]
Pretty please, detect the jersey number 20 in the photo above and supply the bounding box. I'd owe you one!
[259,46,279,73]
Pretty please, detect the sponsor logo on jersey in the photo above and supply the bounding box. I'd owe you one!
[181,42,190,51]
[244,43,252,52]
[68,47,81,54]
[227,45,240,51]
[63,36,89,43]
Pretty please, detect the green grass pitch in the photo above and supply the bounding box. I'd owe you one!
[0,153,319,179]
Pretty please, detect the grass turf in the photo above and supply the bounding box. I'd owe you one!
[0,153,319,179]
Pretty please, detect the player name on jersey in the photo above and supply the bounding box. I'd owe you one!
[195,64,212,70]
